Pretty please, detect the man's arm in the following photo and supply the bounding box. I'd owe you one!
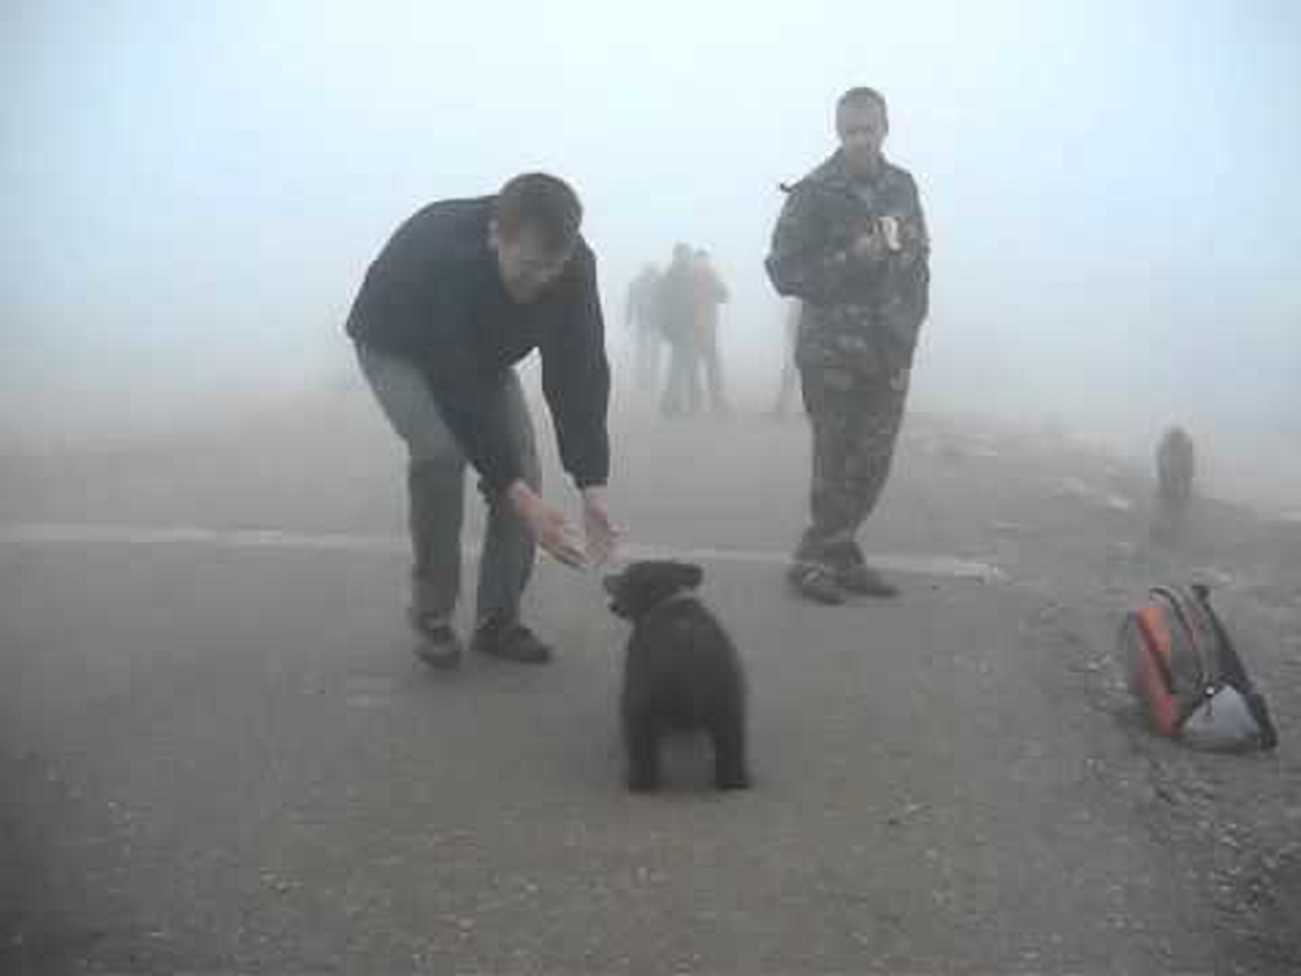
[877,173,932,357]
[419,296,591,566]
[541,246,611,489]
[765,182,895,304]
[415,290,526,494]
[900,173,931,266]
[765,184,857,303]
[540,245,618,564]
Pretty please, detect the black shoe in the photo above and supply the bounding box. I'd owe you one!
[472,619,553,664]
[837,564,900,598]
[788,564,846,605]
[407,611,463,669]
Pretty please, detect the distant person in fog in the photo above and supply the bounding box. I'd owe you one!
[769,297,802,418]
[691,249,731,415]
[624,263,663,397]
[658,243,703,418]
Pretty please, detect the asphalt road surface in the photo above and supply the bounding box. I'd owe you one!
[3,390,1298,974]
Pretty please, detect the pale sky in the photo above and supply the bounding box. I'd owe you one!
[3,0,1299,438]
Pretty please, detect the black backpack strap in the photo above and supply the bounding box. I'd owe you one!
[1190,585,1246,688]
[1150,585,1219,692]
[1190,585,1279,750]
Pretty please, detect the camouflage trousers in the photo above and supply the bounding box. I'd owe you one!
[794,365,908,571]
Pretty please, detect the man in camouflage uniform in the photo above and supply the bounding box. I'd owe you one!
[765,87,930,604]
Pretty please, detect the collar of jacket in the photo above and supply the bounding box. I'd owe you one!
[780,149,894,197]
[813,149,896,191]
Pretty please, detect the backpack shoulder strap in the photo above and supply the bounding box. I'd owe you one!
[1150,585,1220,690]
[1189,584,1280,750]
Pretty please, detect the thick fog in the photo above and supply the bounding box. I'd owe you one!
[4,0,1299,468]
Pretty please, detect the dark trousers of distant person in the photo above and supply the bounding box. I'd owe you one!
[793,366,908,573]
[697,325,728,414]
[660,338,702,417]
[635,326,662,396]
[355,343,541,628]
[771,317,799,416]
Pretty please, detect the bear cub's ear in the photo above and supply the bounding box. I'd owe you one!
[663,561,704,590]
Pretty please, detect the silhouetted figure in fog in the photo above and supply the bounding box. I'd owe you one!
[766,87,930,604]
[346,173,617,668]
[625,263,663,396]
[658,243,704,418]
[692,249,731,415]
[769,297,802,417]
[1151,425,1195,546]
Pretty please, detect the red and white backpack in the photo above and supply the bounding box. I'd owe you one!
[1121,584,1277,752]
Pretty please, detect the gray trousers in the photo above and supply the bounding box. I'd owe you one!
[355,344,541,627]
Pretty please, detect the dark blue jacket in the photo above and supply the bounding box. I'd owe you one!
[346,197,610,490]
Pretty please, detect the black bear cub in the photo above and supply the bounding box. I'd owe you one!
[603,560,750,792]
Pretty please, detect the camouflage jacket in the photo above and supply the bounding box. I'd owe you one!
[765,150,930,381]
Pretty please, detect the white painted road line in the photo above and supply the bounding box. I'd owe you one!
[0,522,1007,583]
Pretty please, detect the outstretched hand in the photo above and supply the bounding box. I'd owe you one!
[580,486,621,567]
[507,482,586,568]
